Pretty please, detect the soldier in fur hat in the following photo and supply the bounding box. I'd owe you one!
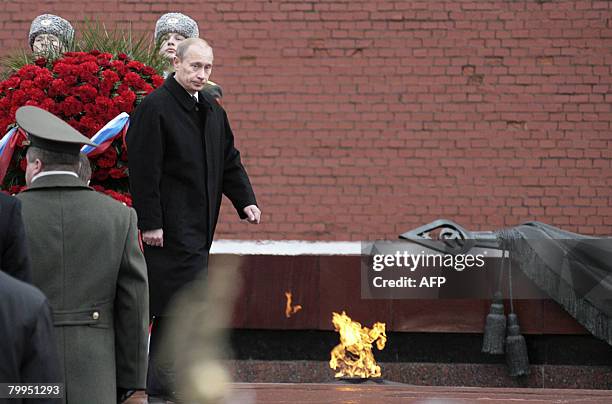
[155,12,224,102]
[29,14,74,54]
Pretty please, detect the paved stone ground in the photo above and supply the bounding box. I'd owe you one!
[226,360,612,389]
[229,383,612,403]
[125,383,612,403]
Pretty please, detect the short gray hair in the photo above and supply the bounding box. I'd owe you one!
[77,152,92,182]
[176,37,212,60]
[26,146,79,172]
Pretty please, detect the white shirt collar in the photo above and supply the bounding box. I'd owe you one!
[31,171,78,183]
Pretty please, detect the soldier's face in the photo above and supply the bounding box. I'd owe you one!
[173,44,213,95]
[159,32,185,60]
[33,34,62,54]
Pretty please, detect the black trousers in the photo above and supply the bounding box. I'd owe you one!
[146,254,209,400]
[146,316,176,399]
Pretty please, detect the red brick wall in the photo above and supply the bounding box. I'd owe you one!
[1,1,611,240]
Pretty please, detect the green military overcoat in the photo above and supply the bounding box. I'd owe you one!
[18,173,149,404]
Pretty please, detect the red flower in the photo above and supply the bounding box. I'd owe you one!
[100,70,119,96]
[25,88,45,101]
[109,167,127,179]
[142,66,156,76]
[111,60,128,77]
[40,98,57,114]
[64,74,78,86]
[92,168,109,181]
[52,63,74,79]
[59,96,83,116]
[124,72,147,91]
[93,96,119,120]
[76,116,100,137]
[48,79,69,98]
[1,77,20,91]
[91,185,132,206]
[96,146,118,168]
[11,89,27,105]
[86,76,100,87]
[96,58,111,68]
[152,75,164,87]
[19,80,34,90]
[74,84,98,103]
[113,91,136,113]
[103,189,132,206]
[74,54,97,65]
[79,61,99,77]
[0,121,11,133]
[24,99,40,107]
[127,61,144,71]
[117,53,128,60]
[34,57,47,67]
[17,65,42,80]
[33,70,53,89]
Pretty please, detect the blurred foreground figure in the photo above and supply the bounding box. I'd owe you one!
[158,255,254,404]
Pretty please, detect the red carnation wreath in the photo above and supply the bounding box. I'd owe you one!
[0,50,164,205]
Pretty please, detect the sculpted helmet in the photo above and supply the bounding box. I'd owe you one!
[28,14,74,50]
[154,12,199,43]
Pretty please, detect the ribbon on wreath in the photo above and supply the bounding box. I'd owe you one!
[81,112,130,157]
[0,127,28,184]
[0,112,130,185]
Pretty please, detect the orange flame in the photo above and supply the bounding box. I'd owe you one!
[285,292,302,318]
[329,311,387,379]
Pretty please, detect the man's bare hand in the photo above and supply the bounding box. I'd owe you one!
[142,228,163,247]
[243,205,261,224]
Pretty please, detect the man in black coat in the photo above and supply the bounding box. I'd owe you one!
[0,272,62,403]
[0,193,31,282]
[0,193,62,402]
[127,37,260,400]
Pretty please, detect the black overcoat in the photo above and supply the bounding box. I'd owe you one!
[0,193,31,282]
[127,75,257,316]
[0,270,62,403]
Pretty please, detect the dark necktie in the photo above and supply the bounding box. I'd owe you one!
[193,96,199,111]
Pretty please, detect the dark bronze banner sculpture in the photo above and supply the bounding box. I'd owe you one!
[400,219,612,346]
